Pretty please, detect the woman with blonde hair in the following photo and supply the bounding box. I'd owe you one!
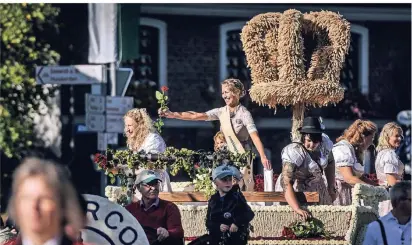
[159,78,271,191]
[375,122,404,215]
[332,119,378,205]
[4,157,87,245]
[123,108,172,195]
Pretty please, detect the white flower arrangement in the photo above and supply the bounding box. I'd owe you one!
[105,185,128,204]
[351,184,389,211]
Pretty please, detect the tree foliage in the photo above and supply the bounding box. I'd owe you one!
[0,3,60,158]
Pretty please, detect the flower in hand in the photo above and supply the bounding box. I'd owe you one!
[154,86,169,133]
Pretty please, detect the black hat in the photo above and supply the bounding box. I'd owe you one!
[298,117,325,134]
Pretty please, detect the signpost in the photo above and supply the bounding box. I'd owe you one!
[85,94,106,113]
[86,113,106,132]
[36,65,105,85]
[106,96,134,115]
[85,95,133,134]
[37,64,134,197]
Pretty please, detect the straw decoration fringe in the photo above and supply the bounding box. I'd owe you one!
[241,9,351,108]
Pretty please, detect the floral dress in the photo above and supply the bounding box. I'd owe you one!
[275,134,334,205]
[332,140,364,205]
[375,148,404,216]
[134,133,172,200]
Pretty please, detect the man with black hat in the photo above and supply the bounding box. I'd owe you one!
[125,170,184,245]
[274,117,336,219]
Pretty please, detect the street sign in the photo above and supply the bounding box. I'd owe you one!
[97,132,108,151]
[85,94,105,113]
[86,113,106,132]
[36,65,105,85]
[107,132,118,144]
[115,68,134,96]
[106,96,134,115]
[106,114,125,133]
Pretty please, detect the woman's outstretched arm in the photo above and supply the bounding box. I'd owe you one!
[159,109,209,121]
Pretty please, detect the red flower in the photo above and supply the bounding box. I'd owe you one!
[194,163,200,169]
[161,86,169,92]
[281,227,297,239]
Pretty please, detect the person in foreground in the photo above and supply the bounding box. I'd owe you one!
[362,181,411,245]
[125,170,184,245]
[4,157,87,245]
[206,165,254,245]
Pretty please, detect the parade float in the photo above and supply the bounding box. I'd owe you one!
[95,9,391,245]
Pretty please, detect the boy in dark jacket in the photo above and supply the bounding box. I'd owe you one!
[206,164,254,245]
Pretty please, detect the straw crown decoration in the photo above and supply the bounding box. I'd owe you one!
[240,9,351,108]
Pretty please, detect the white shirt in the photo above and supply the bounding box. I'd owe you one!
[363,211,411,245]
[138,132,166,154]
[22,236,62,245]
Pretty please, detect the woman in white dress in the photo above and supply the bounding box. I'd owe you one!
[332,119,378,205]
[124,108,172,197]
[275,117,336,219]
[375,122,404,216]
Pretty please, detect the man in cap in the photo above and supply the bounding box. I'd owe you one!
[126,170,184,245]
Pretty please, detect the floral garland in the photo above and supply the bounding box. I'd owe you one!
[94,147,254,194]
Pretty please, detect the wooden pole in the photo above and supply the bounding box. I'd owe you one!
[291,103,305,142]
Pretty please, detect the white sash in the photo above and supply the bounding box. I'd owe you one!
[218,106,254,191]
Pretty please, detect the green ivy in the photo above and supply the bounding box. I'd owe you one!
[94,147,255,196]
[0,3,60,158]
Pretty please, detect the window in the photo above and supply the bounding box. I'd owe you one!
[138,17,168,88]
[122,17,167,115]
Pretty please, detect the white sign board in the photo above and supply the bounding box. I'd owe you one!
[86,113,106,132]
[97,132,108,151]
[36,65,105,85]
[107,132,118,145]
[106,96,134,115]
[82,194,149,245]
[106,114,125,133]
[86,94,106,113]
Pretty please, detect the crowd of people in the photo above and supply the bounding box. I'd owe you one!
[1,78,410,245]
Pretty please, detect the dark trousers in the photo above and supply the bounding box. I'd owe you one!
[209,232,248,245]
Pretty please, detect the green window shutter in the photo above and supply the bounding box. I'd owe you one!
[119,4,140,62]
